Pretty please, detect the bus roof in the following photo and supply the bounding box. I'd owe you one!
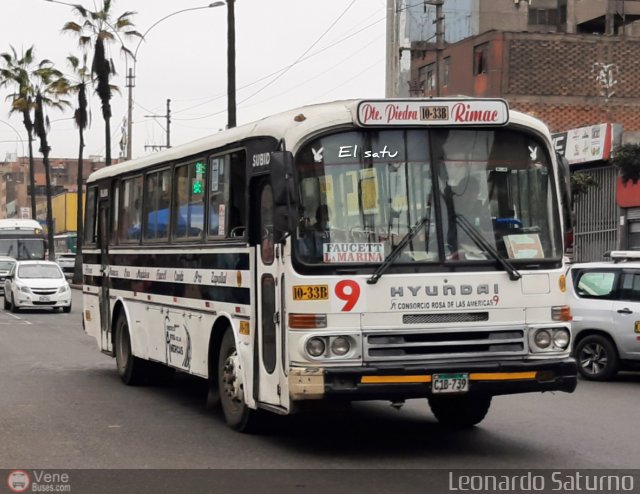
[87,98,552,183]
[0,219,43,231]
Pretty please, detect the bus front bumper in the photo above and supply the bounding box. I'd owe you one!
[288,358,577,401]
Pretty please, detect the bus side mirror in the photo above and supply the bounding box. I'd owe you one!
[270,151,298,242]
[557,153,574,252]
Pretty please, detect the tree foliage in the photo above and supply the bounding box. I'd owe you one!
[570,172,600,200]
[610,142,640,185]
[62,0,140,167]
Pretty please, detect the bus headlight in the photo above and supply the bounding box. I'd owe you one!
[531,328,571,352]
[306,337,326,357]
[553,328,570,349]
[331,336,351,356]
[534,329,551,349]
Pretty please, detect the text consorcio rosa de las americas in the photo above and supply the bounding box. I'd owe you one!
[448,471,635,492]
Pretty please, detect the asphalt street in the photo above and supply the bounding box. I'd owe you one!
[1,289,639,469]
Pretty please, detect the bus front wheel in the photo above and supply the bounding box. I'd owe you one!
[114,313,148,386]
[218,328,262,432]
[428,394,492,428]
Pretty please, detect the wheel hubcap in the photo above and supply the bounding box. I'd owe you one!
[222,352,243,403]
[580,343,607,375]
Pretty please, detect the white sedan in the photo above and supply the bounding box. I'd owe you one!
[3,261,72,313]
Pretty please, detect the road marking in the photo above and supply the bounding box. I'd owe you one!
[5,312,32,324]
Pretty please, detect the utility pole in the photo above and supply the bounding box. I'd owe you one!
[126,68,134,160]
[227,0,237,128]
[166,98,171,149]
[144,98,172,152]
[385,0,396,97]
[425,0,445,96]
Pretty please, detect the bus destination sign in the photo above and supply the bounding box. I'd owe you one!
[356,99,509,127]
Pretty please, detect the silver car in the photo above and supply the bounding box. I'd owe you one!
[568,251,640,380]
[0,256,16,295]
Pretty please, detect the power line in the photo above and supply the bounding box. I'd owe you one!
[173,8,387,121]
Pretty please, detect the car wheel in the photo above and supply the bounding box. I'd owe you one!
[10,293,18,313]
[63,304,71,314]
[3,294,9,310]
[575,334,619,381]
[114,312,149,385]
[428,395,492,428]
[218,328,263,432]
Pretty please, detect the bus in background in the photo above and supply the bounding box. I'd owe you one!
[82,98,577,432]
[54,232,77,254]
[0,219,47,260]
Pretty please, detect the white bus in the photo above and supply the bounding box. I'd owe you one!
[82,98,577,431]
[0,218,47,260]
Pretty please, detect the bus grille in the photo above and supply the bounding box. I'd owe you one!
[403,312,489,324]
[365,328,526,361]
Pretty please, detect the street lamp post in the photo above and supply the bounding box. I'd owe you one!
[127,2,225,160]
[227,0,236,129]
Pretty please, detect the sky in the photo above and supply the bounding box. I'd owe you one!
[0,0,387,161]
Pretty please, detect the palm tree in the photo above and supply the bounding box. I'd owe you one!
[62,0,140,167]
[66,54,90,284]
[0,46,43,218]
[32,68,70,262]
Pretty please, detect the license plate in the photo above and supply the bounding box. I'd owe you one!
[432,373,469,394]
[39,296,50,302]
[292,285,329,301]
[420,105,449,121]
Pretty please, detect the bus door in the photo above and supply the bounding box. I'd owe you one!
[255,180,288,408]
[97,199,112,353]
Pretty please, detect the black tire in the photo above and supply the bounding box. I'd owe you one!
[114,312,149,385]
[218,328,262,432]
[3,295,9,310]
[428,394,492,428]
[10,293,18,313]
[62,304,72,314]
[575,334,619,381]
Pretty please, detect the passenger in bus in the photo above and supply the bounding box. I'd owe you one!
[452,175,492,234]
[298,204,331,259]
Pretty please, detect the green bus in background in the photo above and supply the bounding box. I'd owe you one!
[53,232,77,254]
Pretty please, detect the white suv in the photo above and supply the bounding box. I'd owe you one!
[567,251,640,380]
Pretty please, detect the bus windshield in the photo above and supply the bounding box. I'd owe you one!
[0,238,46,260]
[294,128,562,267]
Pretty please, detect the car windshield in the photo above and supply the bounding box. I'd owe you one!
[18,265,63,279]
[0,261,14,270]
[293,128,562,267]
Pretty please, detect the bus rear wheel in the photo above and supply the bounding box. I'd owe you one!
[114,313,148,385]
[218,328,262,432]
[428,394,492,428]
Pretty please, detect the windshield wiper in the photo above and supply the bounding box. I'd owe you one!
[367,212,431,285]
[455,214,521,281]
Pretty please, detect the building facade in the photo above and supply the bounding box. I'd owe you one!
[395,1,640,260]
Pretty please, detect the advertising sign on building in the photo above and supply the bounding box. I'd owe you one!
[552,123,612,165]
[20,207,31,219]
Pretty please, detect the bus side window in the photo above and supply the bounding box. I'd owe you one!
[85,187,97,245]
[120,176,143,242]
[144,169,171,241]
[111,182,119,245]
[228,150,247,238]
[173,161,205,240]
[208,156,228,238]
